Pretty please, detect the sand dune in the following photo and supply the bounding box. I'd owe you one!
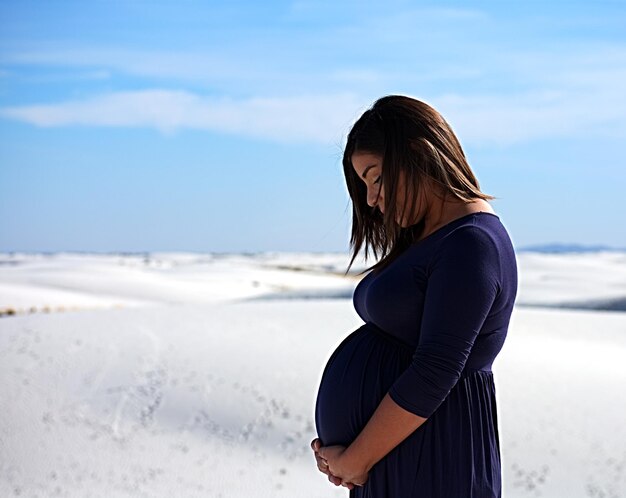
[1,252,625,497]
[2,250,625,312]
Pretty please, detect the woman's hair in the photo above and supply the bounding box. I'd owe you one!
[343,95,495,274]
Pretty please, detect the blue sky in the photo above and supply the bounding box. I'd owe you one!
[1,0,625,253]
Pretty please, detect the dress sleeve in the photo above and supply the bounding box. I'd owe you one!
[388,225,501,418]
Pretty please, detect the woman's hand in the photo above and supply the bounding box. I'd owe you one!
[315,441,369,487]
[310,438,359,490]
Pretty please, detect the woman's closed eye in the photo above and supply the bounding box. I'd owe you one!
[373,176,381,185]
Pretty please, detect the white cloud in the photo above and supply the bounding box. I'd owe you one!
[434,85,626,147]
[0,90,365,144]
[2,83,625,146]
[2,31,626,146]
[2,47,251,83]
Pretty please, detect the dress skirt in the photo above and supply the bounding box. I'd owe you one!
[315,322,502,497]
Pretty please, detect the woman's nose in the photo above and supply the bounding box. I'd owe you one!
[367,187,380,208]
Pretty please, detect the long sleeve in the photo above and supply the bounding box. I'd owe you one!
[388,226,501,418]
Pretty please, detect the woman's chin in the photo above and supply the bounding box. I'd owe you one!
[398,215,423,228]
[396,216,411,228]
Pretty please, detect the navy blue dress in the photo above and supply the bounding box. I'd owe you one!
[315,212,518,497]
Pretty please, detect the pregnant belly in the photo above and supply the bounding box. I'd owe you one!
[314,322,414,446]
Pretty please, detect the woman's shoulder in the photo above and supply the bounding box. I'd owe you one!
[431,213,517,280]
[425,211,504,249]
[439,212,512,253]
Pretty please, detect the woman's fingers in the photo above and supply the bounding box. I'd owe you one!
[328,474,343,486]
[315,454,330,473]
[312,445,330,475]
[311,437,352,488]
[311,438,330,474]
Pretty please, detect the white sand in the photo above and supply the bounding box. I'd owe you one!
[1,252,625,497]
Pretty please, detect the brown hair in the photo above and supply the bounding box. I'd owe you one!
[344,95,496,274]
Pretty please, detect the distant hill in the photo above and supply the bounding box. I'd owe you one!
[518,243,626,253]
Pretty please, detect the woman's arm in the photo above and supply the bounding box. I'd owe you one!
[318,393,427,483]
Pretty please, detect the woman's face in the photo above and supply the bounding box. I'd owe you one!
[351,151,386,213]
[351,151,422,227]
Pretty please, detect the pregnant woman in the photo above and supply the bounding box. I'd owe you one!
[311,95,518,497]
